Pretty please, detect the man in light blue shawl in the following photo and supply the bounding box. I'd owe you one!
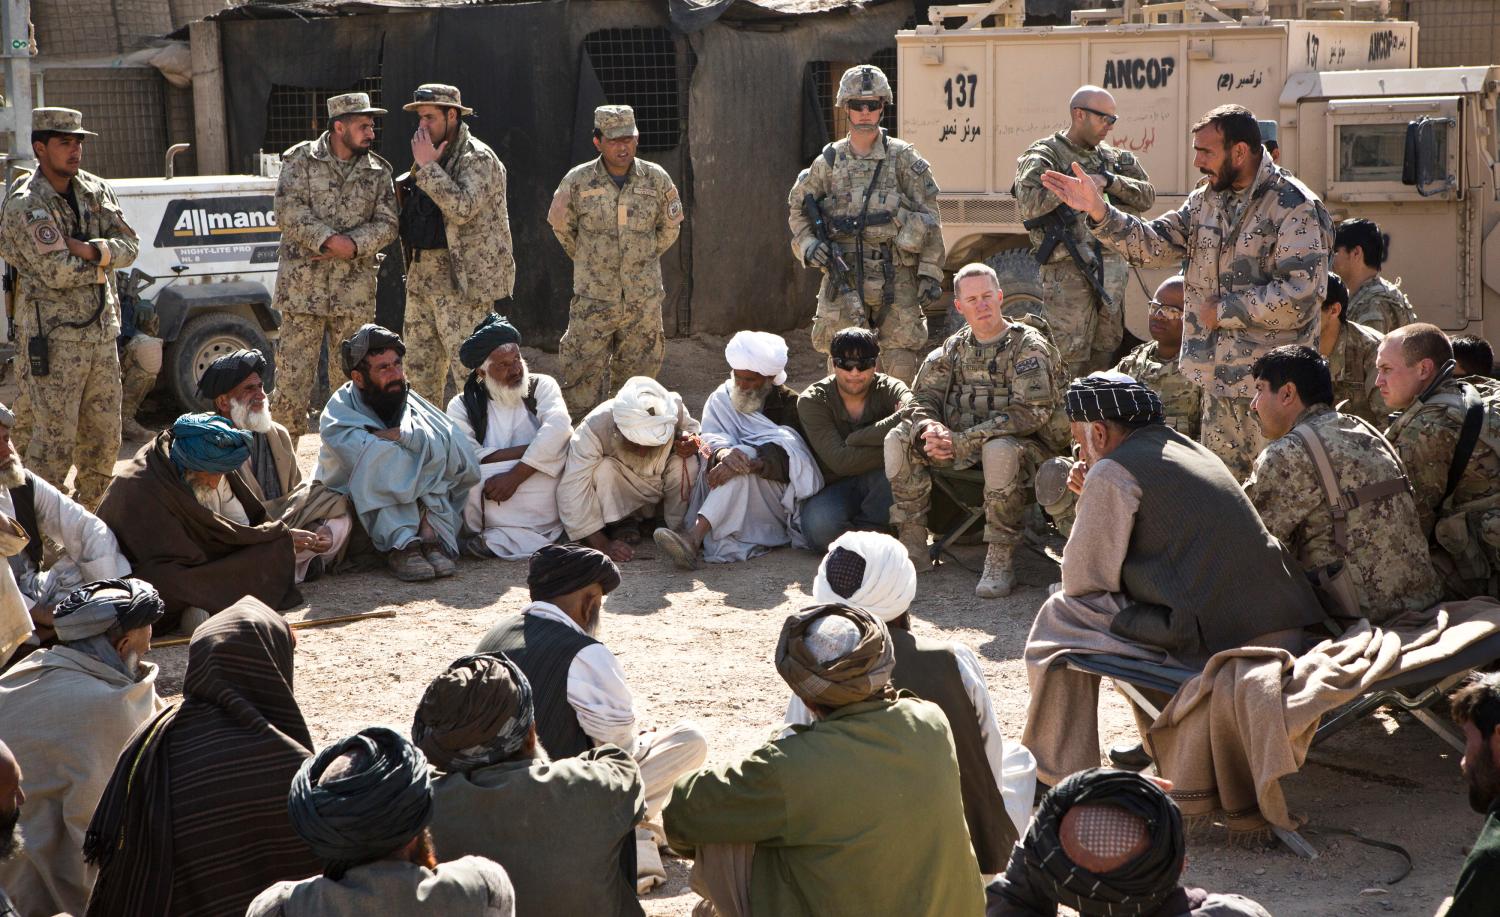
[316,324,480,582]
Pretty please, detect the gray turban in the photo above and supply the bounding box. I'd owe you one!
[339,324,406,377]
[1064,372,1164,425]
[53,578,165,641]
[196,349,268,400]
[411,653,535,772]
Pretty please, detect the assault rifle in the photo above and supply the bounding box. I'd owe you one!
[802,193,856,297]
[1022,202,1110,309]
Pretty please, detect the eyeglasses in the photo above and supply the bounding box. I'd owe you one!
[833,357,877,371]
[1075,106,1119,126]
[1148,300,1183,316]
[846,100,885,113]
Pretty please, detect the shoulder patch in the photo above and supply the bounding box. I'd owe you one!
[1016,355,1042,376]
[911,158,930,175]
[29,216,65,254]
[822,142,839,169]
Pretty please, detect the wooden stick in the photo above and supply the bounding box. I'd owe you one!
[150,608,399,649]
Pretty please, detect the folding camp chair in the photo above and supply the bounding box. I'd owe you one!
[927,468,985,566]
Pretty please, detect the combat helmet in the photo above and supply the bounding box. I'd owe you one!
[836,65,892,106]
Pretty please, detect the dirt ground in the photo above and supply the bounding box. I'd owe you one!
[111,331,1470,917]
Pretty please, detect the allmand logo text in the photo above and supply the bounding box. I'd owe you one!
[173,206,277,236]
[154,195,281,248]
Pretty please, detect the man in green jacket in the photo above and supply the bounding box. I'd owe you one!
[1440,673,1500,917]
[664,604,984,917]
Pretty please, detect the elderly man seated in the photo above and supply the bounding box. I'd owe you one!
[0,580,162,917]
[653,331,822,569]
[97,413,303,633]
[417,654,647,917]
[1021,375,1325,788]
[559,376,702,563]
[317,324,480,582]
[476,544,707,893]
[664,605,984,917]
[200,349,352,581]
[444,315,570,560]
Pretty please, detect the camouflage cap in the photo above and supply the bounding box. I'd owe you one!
[326,92,387,119]
[836,65,892,106]
[1257,119,1278,144]
[402,83,473,115]
[32,107,96,137]
[594,105,638,140]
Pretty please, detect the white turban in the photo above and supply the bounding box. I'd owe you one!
[611,376,679,447]
[812,531,917,622]
[725,331,788,386]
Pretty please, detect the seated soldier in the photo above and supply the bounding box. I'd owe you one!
[1021,375,1324,787]
[317,325,480,583]
[250,727,515,916]
[444,315,570,560]
[97,413,302,634]
[664,605,985,917]
[1245,345,1440,623]
[1316,272,1388,424]
[200,349,351,581]
[654,332,822,569]
[886,262,1059,598]
[416,653,647,917]
[1333,217,1416,334]
[1454,335,1495,380]
[1439,673,1500,917]
[476,544,707,893]
[559,376,703,563]
[1377,324,1500,598]
[795,328,913,551]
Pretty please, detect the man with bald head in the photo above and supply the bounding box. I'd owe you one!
[1015,86,1156,376]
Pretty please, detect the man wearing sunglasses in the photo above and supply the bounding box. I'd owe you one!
[1015,86,1155,379]
[788,64,945,384]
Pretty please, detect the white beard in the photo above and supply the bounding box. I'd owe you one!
[729,378,770,414]
[483,363,530,410]
[0,456,25,489]
[188,478,220,509]
[229,398,275,434]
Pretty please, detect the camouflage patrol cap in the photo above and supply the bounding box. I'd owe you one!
[594,105,638,140]
[326,92,386,119]
[32,108,96,137]
[835,65,892,106]
[1257,119,1279,144]
[402,84,473,115]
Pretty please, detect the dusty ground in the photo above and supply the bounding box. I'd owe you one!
[110,331,1469,917]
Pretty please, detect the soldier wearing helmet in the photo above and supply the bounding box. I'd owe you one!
[787,64,946,384]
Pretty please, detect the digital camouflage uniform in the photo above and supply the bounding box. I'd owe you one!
[1346,274,1416,334]
[1245,404,1440,622]
[268,93,399,437]
[885,322,1058,548]
[549,106,683,418]
[0,109,138,510]
[1326,318,1388,425]
[1014,132,1155,375]
[400,86,514,403]
[1089,153,1332,480]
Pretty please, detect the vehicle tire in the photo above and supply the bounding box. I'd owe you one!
[944,248,1044,336]
[165,312,276,412]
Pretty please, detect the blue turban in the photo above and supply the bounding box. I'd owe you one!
[169,412,253,473]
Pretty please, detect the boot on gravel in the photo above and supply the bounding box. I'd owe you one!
[975,543,1016,598]
[898,523,932,570]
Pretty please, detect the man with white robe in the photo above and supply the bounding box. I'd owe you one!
[559,376,703,563]
[653,332,822,568]
[444,315,570,559]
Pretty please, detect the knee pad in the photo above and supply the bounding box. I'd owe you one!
[1034,455,1073,507]
[884,423,913,479]
[980,437,1023,491]
[129,335,164,374]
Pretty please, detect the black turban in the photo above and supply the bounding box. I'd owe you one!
[458,313,521,370]
[527,544,621,601]
[288,727,434,879]
[1064,374,1165,425]
[52,578,165,641]
[340,324,406,377]
[411,653,535,772]
[196,348,268,400]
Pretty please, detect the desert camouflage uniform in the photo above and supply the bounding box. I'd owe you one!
[1326,319,1388,425]
[788,129,944,384]
[885,322,1057,546]
[1113,340,1201,437]
[1014,132,1155,375]
[548,156,682,417]
[402,122,513,403]
[0,167,137,510]
[1347,274,1416,334]
[1245,404,1440,622]
[1089,153,1332,480]
[268,132,398,436]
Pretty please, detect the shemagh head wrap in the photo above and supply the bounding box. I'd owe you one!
[775,604,896,709]
[812,531,916,623]
[611,376,680,447]
[340,324,406,377]
[527,543,621,601]
[411,653,535,772]
[169,413,252,473]
[53,578,165,641]
[196,349,268,400]
[288,726,434,879]
[1064,372,1165,425]
[458,313,522,371]
[725,331,789,386]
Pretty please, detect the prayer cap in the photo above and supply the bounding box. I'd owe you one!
[340,324,406,377]
[288,727,434,879]
[527,543,621,601]
[412,653,534,772]
[169,412,252,473]
[611,376,679,447]
[53,578,165,642]
[725,331,788,386]
[775,604,896,709]
[196,348,268,400]
[812,531,917,623]
[457,313,521,370]
[1064,372,1164,425]
[0,402,14,427]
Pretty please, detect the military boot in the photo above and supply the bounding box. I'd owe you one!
[975,543,1016,598]
[120,367,156,442]
[898,523,932,571]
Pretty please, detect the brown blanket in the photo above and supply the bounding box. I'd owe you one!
[1147,598,1500,831]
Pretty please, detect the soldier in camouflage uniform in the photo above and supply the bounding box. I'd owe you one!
[118,293,161,441]
[1042,104,1332,481]
[399,84,514,403]
[268,92,399,439]
[1014,86,1156,377]
[1244,345,1440,622]
[788,64,945,385]
[0,108,138,511]
[885,263,1058,598]
[548,105,683,418]
[1333,218,1416,334]
[1377,324,1500,598]
[1318,272,1387,424]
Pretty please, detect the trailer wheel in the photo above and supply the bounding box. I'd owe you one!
[165,313,276,412]
[944,249,1045,336]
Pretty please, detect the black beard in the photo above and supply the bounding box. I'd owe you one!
[0,807,20,860]
[1469,751,1500,815]
[360,380,410,427]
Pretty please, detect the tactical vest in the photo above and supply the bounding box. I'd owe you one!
[819,135,904,249]
[477,613,599,759]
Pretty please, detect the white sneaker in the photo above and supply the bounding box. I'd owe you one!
[975,544,1016,599]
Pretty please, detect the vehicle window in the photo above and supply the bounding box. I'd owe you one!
[1336,121,1445,183]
